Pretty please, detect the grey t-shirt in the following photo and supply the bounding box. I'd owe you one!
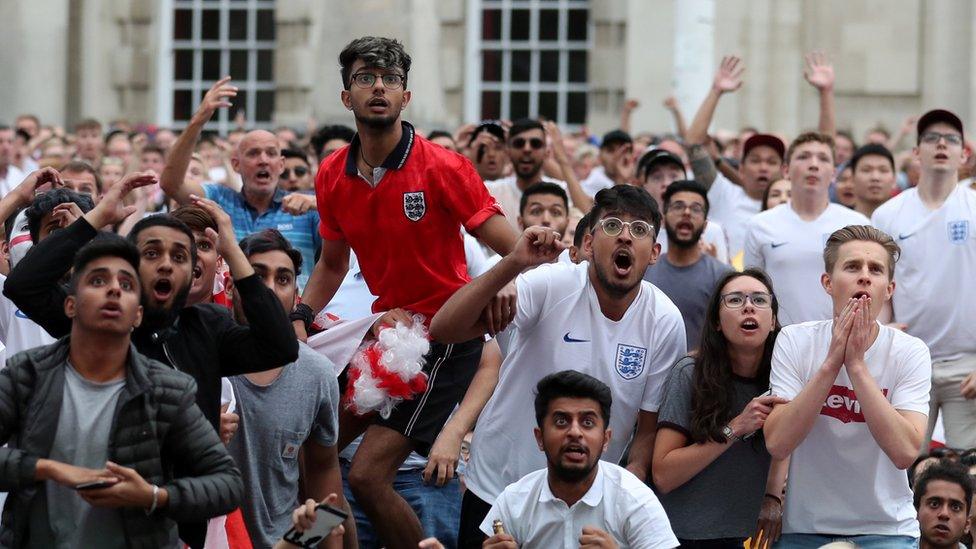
[41,363,128,549]
[228,344,340,549]
[644,253,732,349]
[656,357,772,540]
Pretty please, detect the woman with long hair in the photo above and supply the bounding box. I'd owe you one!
[652,269,790,548]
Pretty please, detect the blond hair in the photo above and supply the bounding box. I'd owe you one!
[823,225,900,280]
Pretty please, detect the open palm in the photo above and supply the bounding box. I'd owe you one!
[713,56,744,93]
[804,51,835,90]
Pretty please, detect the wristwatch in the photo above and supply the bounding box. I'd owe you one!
[722,424,740,442]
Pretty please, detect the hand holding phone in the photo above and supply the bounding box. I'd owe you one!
[281,501,348,548]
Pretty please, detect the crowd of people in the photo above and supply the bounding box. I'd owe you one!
[0,34,973,549]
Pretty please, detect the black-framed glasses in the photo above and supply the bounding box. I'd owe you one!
[281,167,309,179]
[511,137,545,150]
[720,291,773,309]
[350,72,405,90]
[666,201,706,216]
[920,131,963,145]
[593,217,653,239]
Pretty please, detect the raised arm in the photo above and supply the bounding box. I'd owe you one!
[544,121,592,213]
[803,51,836,138]
[663,96,688,139]
[686,56,745,188]
[429,226,563,344]
[160,77,238,205]
[620,98,639,134]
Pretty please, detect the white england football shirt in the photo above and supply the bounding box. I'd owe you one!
[466,262,686,503]
[743,203,870,326]
[0,275,56,362]
[706,174,761,258]
[872,185,976,361]
[770,320,930,536]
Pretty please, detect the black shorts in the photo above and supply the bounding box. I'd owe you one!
[457,488,492,549]
[340,337,484,456]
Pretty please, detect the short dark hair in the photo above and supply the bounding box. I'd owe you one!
[238,229,303,276]
[663,180,710,216]
[427,130,454,143]
[68,233,141,295]
[310,125,356,158]
[281,148,310,167]
[913,459,974,514]
[60,160,104,193]
[127,214,198,266]
[339,36,412,91]
[786,132,835,164]
[850,143,895,172]
[574,212,593,248]
[104,129,129,146]
[74,118,102,133]
[590,185,662,238]
[534,370,612,428]
[509,118,545,140]
[519,182,569,217]
[170,204,218,235]
[25,188,95,243]
[141,144,165,158]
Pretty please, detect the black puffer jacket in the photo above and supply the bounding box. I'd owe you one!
[0,338,244,548]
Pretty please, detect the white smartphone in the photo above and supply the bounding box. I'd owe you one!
[280,503,348,548]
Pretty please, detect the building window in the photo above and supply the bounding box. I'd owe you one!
[473,0,590,127]
[171,0,275,132]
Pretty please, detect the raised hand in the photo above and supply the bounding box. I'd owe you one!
[282,193,317,215]
[803,51,835,91]
[510,226,565,269]
[542,120,568,164]
[189,194,237,258]
[623,98,640,112]
[9,168,63,207]
[663,95,679,112]
[195,77,238,122]
[713,56,745,94]
[85,171,158,229]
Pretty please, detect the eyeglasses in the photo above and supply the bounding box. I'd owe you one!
[593,217,654,239]
[281,167,309,179]
[666,201,706,216]
[920,131,963,146]
[350,72,405,90]
[720,291,773,309]
[511,137,545,150]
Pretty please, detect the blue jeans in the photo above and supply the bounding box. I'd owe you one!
[341,461,462,549]
[775,533,917,548]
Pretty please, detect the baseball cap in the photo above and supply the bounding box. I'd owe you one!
[917,109,964,140]
[600,129,633,150]
[742,133,786,161]
[468,121,506,146]
[637,149,686,179]
[849,143,895,172]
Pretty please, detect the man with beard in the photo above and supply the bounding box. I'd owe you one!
[3,172,298,548]
[645,181,732,350]
[430,185,685,548]
[296,36,516,549]
[913,460,973,549]
[160,77,321,289]
[485,119,588,233]
[480,370,678,548]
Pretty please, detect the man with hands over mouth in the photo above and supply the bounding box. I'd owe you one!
[763,225,931,548]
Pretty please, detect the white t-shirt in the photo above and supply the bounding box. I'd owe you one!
[0,275,56,362]
[707,174,761,259]
[480,461,678,549]
[770,320,931,537]
[466,262,686,503]
[0,165,26,199]
[657,219,730,264]
[485,175,571,233]
[744,203,870,326]
[582,166,615,197]
[872,185,976,361]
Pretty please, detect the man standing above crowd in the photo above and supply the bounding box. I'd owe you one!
[872,109,976,450]
[765,226,930,548]
[850,144,898,218]
[296,36,516,549]
[645,180,731,349]
[430,186,685,547]
[160,77,321,288]
[744,133,869,326]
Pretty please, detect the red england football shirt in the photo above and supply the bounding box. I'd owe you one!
[315,122,503,320]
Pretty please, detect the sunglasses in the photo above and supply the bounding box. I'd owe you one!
[511,137,545,150]
[282,167,309,179]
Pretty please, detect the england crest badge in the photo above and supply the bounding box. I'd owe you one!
[948,220,969,245]
[615,344,647,380]
[403,191,426,222]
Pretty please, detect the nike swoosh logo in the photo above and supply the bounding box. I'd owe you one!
[898,233,914,240]
[770,242,788,248]
[563,332,590,343]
